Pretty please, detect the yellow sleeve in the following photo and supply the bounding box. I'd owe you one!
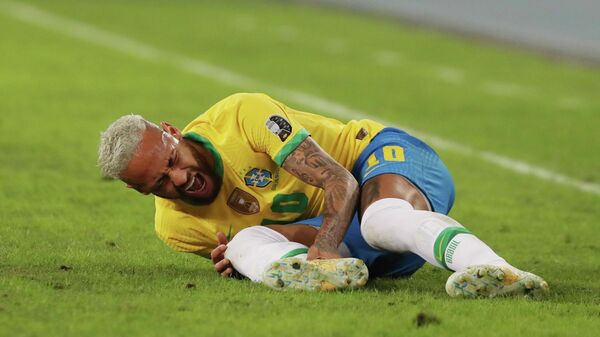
[154,200,214,258]
[236,93,310,166]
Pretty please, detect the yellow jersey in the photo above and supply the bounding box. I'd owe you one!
[154,93,384,257]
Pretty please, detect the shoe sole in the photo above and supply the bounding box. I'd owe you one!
[262,257,369,291]
[446,264,549,298]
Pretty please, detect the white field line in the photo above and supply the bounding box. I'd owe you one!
[433,66,465,83]
[483,80,531,97]
[557,96,585,109]
[275,25,298,41]
[233,15,257,32]
[233,12,583,112]
[373,50,403,66]
[323,38,346,54]
[3,1,599,197]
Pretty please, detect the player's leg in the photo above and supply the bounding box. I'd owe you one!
[359,183,548,298]
[224,225,368,291]
[360,174,513,272]
[352,128,548,297]
[224,226,308,282]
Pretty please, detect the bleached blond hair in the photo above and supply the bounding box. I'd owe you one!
[98,114,157,179]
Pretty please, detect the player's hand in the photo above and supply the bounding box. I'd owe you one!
[307,244,341,260]
[210,232,235,277]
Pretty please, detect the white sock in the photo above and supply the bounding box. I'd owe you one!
[225,226,353,282]
[444,233,511,271]
[360,198,515,272]
[224,226,308,282]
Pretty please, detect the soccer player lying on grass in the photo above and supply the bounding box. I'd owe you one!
[98,93,548,297]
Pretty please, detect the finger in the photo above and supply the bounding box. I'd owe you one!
[216,232,229,245]
[216,257,230,266]
[210,245,227,263]
[221,267,233,277]
[210,249,221,262]
[214,259,228,272]
[215,258,231,272]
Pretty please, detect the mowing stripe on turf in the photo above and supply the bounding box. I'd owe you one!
[2,1,599,197]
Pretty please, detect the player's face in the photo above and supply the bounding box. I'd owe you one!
[120,123,222,205]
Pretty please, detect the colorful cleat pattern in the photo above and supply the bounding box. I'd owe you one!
[445,264,549,298]
[262,257,369,291]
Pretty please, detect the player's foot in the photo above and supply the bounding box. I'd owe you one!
[262,257,369,291]
[445,264,549,298]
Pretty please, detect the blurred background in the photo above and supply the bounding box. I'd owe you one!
[2,0,597,190]
[311,0,600,64]
[1,1,599,335]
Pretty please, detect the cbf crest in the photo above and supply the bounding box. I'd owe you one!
[244,168,272,188]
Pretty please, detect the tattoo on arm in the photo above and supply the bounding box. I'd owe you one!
[282,137,359,250]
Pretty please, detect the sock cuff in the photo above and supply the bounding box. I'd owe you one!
[280,247,309,259]
[433,227,472,270]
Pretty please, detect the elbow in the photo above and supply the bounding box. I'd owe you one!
[321,168,359,204]
[346,171,359,192]
[348,173,360,200]
[338,170,359,201]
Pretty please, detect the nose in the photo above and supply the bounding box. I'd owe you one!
[169,168,188,187]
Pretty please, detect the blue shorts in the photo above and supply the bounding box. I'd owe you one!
[293,128,455,278]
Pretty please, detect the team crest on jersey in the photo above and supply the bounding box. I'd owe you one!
[227,188,260,215]
[244,168,273,188]
[265,115,292,141]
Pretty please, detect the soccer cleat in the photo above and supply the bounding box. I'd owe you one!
[262,257,369,291]
[445,264,549,298]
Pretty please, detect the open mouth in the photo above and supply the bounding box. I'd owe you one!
[183,173,207,197]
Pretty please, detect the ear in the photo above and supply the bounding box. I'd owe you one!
[160,121,182,140]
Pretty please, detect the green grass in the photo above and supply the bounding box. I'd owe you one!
[1,0,599,336]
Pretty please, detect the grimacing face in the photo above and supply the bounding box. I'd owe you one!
[119,122,222,205]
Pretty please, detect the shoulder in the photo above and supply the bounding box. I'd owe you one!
[209,92,273,110]
[182,93,266,132]
[227,92,286,111]
[182,93,288,140]
[223,92,273,104]
[198,93,275,122]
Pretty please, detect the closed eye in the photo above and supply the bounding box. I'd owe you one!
[153,152,175,192]
[156,175,167,189]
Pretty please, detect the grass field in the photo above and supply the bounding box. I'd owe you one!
[1,1,599,336]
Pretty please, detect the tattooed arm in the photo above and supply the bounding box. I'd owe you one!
[282,137,359,260]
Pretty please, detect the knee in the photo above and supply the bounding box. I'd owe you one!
[360,198,414,248]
